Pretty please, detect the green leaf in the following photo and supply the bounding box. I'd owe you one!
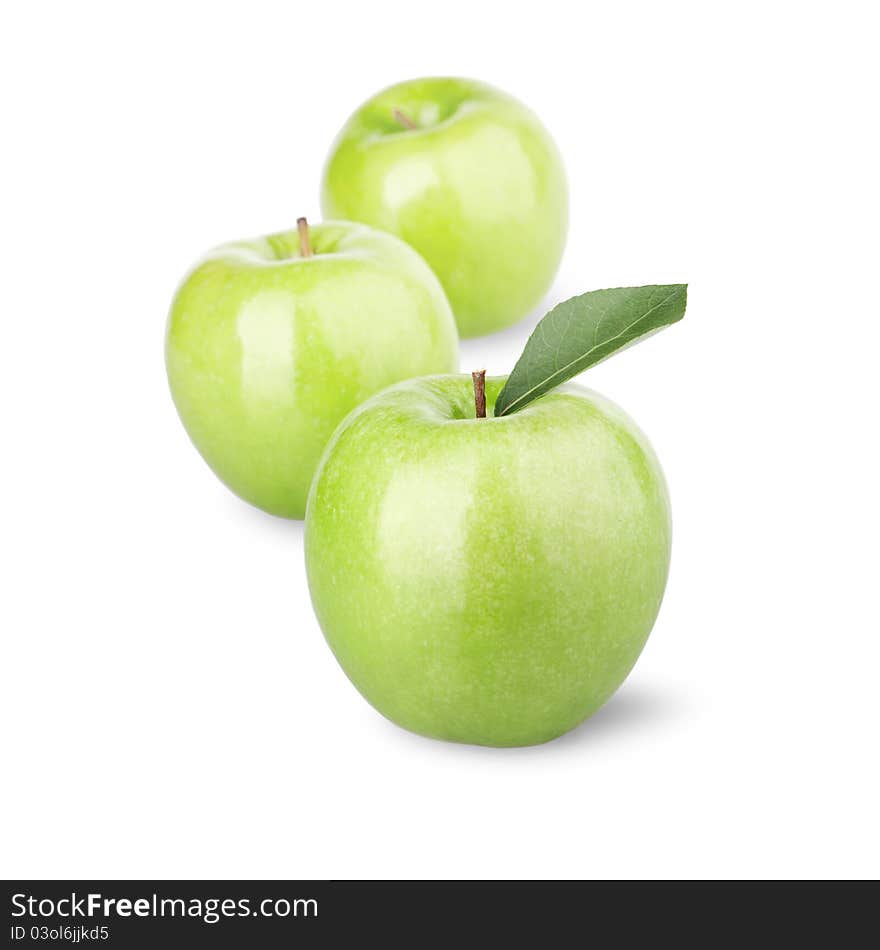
[494,284,688,417]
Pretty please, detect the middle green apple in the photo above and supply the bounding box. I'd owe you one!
[165,219,459,518]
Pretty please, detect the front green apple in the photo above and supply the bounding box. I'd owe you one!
[321,77,568,338]
[305,376,671,747]
[166,221,458,518]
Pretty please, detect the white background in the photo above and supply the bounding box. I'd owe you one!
[2,1,878,880]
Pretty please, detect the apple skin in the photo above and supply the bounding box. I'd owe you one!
[166,221,459,519]
[305,375,671,747]
[320,77,568,338]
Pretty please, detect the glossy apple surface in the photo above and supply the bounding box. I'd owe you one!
[321,78,568,338]
[166,222,458,518]
[305,375,671,746]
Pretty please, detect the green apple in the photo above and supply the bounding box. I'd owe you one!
[321,77,568,338]
[305,375,671,746]
[166,219,459,518]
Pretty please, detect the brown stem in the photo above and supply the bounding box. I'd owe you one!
[297,217,313,258]
[392,107,417,130]
[472,370,487,419]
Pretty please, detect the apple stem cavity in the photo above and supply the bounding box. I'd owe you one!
[472,370,487,419]
[392,107,417,130]
[297,217,313,258]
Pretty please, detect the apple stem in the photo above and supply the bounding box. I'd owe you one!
[297,217,313,258]
[392,107,417,130]
[472,370,487,419]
